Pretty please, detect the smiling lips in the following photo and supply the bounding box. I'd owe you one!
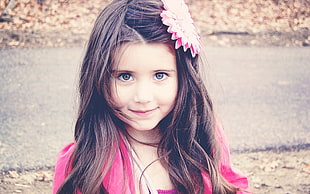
[130,107,158,117]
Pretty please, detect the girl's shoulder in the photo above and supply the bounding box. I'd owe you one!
[54,142,76,172]
[55,142,76,167]
[56,142,76,159]
[53,142,76,194]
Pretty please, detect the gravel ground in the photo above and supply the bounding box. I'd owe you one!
[1,149,309,194]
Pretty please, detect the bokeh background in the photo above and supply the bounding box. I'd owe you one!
[1,0,309,47]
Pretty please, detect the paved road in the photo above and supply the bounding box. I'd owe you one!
[0,47,309,171]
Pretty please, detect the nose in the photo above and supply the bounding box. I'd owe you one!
[134,81,153,104]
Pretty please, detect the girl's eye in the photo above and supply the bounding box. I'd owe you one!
[154,72,167,80]
[118,73,133,81]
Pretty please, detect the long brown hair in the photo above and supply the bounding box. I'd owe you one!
[57,0,237,193]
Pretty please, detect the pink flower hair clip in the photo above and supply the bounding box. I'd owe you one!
[160,0,201,57]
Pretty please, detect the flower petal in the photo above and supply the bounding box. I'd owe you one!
[160,0,201,57]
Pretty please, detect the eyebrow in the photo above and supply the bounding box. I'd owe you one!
[111,70,133,73]
[154,69,176,72]
[111,69,176,73]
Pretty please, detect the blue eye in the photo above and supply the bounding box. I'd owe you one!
[118,73,133,81]
[154,72,167,80]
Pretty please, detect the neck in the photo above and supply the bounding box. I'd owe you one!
[125,126,161,147]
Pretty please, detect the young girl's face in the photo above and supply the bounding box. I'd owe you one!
[111,43,178,136]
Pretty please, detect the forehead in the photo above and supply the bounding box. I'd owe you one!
[112,43,176,71]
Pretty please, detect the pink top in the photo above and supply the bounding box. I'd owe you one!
[53,121,251,193]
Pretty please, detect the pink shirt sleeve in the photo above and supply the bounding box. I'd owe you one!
[215,121,252,193]
[52,142,75,194]
[52,140,135,194]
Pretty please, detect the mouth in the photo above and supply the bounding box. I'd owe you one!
[129,107,158,116]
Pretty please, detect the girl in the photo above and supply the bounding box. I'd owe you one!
[53,0,251,193]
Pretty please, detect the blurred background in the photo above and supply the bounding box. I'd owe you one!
[0,0,309,48]
[0,0,309,193]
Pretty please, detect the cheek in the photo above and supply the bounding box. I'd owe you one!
[110,82,120,106]
[110,84,128,108]
[160,81,178,107]
[168,90,178,107]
